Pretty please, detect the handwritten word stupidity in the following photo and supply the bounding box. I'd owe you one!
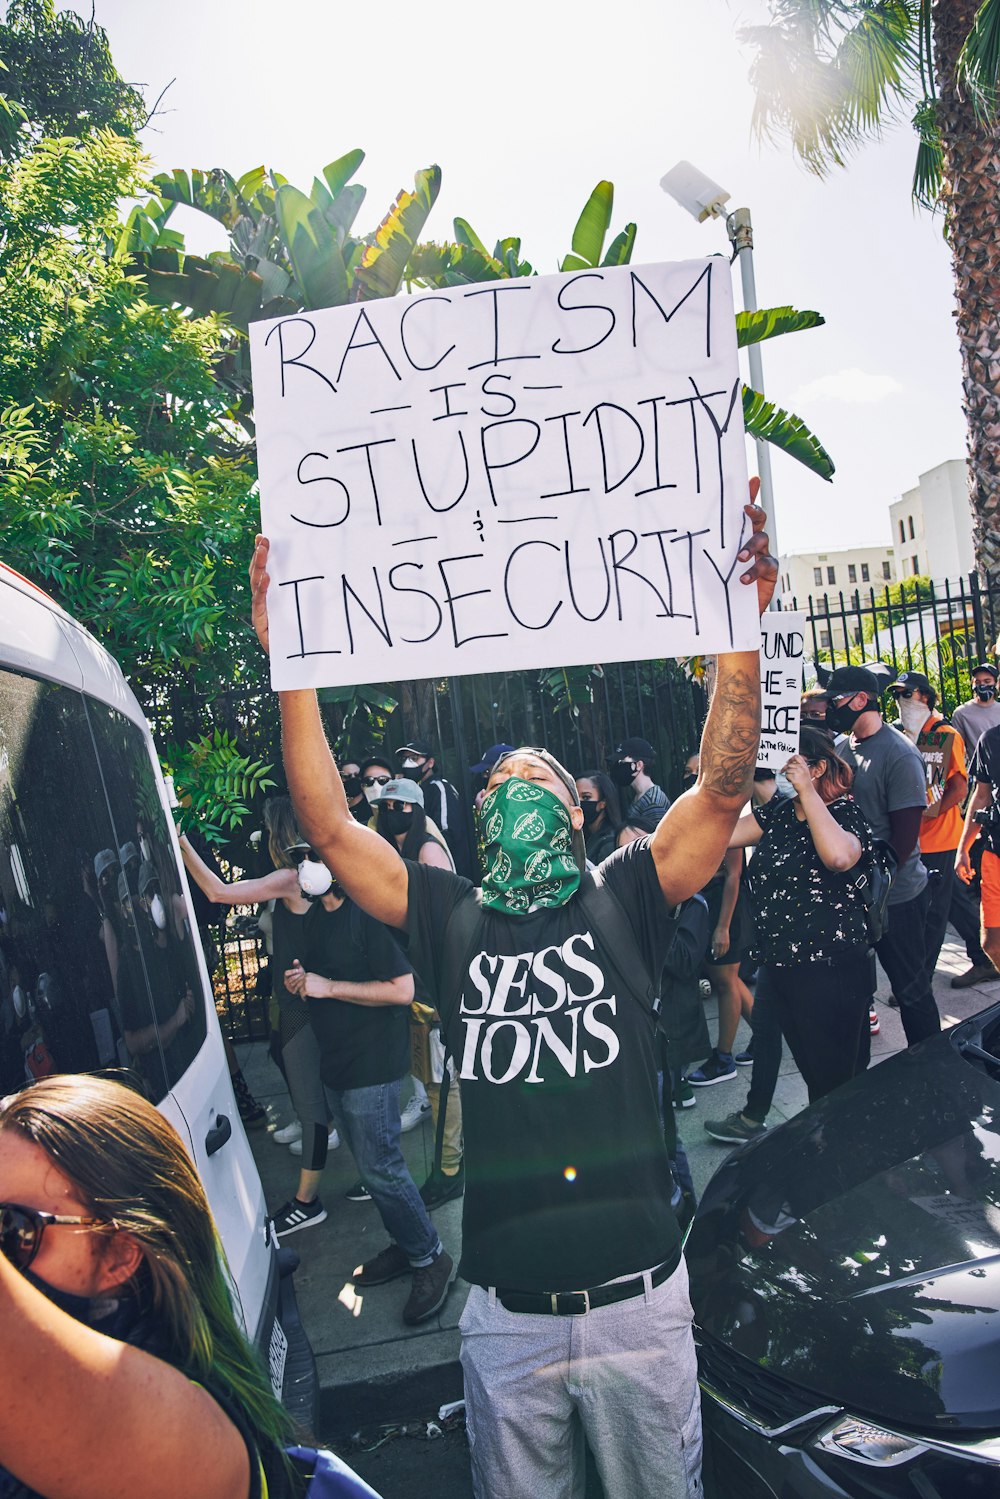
[249,259,760,690]
[758,611,806,770]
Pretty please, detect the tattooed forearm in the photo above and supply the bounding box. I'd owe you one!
[699,656,761,800]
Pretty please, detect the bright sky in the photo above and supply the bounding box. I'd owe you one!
[71,0,966,561]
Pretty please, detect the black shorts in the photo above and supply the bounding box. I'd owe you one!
[704,884,755,968]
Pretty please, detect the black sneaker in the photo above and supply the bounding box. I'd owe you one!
[420,1165,465,1209]
[403,1250,454,1324]
[271,1198,327,1237]
[703,1111,767,1145]
[344,1180,372,1202]
[353,1242,410,1286]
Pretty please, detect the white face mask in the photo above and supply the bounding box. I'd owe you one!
[149,894,167,930]
[774,771,797,801]
[298,858,333,898]
[401,758,423,772]
[897,698,928,741]
[363,783,383,804]
[12,983,25,1019]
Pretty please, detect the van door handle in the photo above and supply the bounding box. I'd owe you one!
[205,1113,232,1156]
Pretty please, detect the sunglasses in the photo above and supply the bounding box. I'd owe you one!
[0,1202,108,1272]
[361,775,391,788]
[285,846,320,867]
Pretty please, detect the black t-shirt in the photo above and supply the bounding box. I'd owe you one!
[747,794,872,965]
[971,724,1000,853]
[406,838,681,1292]
[301,898,411,1091]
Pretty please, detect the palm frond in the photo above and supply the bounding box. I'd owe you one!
[958,0,1000,117]
[911,97,943,209]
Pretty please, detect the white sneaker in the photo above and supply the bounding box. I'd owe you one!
[289,1127,340,1157]
[399,1095,432,1133]
[273,1120,302,1146]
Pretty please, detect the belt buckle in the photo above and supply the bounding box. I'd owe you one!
[552,1289,590,1315]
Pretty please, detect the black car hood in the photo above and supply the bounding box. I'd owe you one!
[687,1007,1000,1433]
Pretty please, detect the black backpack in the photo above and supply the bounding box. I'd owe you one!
[849,839,898,947]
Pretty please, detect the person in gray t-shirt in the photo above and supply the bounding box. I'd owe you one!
[951,663,1000,758]
[820,665,941,1047]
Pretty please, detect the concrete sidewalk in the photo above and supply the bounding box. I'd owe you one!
[236,931,1000,1435]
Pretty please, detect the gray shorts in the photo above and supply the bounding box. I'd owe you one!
[459,1257,702,1499]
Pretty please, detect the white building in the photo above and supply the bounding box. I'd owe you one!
[778,545,897,606]
[889,459,975,586]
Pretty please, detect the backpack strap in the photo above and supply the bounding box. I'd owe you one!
[576,872,661,1027]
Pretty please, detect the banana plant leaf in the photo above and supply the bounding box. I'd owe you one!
[353,166,442,300]
[453,217,491,256]
[151,167,247,230]
[601,223,636,267]
[560,180,614,272]
[742,385,835,480]
[274,182,349,308]
[736,306,824,347]
[407,240,506,286]
[322,149,365,198]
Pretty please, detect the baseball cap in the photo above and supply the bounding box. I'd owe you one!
[815,666,880,701]
[118,841,139,868]
[137,860,158,896]
[369,777,424,807]
[469,743,515,774]
[94,848,117,881]
[888,670,931,695]
[972,662,999,680]
[395,740,433,759]
[610,737,656,764]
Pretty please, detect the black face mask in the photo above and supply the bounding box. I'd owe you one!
[580,801,602,828]
[383,807,415,837]
[681,772,697,790]
[342,774,363,799]
[826,699,869,734]
[974,684,996,702]
[609,760,637,789]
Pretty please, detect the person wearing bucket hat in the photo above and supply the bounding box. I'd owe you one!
[252,494,777,1499]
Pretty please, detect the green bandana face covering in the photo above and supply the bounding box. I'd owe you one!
[479,777,581,914]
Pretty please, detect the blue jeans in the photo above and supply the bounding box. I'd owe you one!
[324,1077,441,1267]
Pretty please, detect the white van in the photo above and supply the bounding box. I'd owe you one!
[0,560,315,1424]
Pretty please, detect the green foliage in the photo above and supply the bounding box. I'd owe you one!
[867,573,935,630]
[317,683,400,757]
[537,664,604,720]
[0,130,271,837]
[166,730,275,846]
[742,385,836,479]
[0,0,145,159]
[736,306,825,346]
[743,0,1000,209]
[560,180,615,272]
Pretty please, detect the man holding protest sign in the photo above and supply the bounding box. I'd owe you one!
[249,493,776,1499]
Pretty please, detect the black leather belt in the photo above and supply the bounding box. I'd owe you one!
[496,1245,681,1316]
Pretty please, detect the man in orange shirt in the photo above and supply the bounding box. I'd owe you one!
[887,671,992,985]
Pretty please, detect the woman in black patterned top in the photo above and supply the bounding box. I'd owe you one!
[727,727,874,1106]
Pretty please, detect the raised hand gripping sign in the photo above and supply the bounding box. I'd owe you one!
[249,258,761,690]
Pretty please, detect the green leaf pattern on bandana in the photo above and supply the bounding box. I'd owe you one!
[479,777,581,915]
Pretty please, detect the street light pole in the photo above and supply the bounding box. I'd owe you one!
[660,163,782,605]
[725,207,779,569]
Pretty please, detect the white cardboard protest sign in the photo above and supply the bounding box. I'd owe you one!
[758,611,806,769]
[249,258,761,690]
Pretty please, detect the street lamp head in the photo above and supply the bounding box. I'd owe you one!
[660,160,731,222]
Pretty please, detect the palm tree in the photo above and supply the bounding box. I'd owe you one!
[743,0,1000,570]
